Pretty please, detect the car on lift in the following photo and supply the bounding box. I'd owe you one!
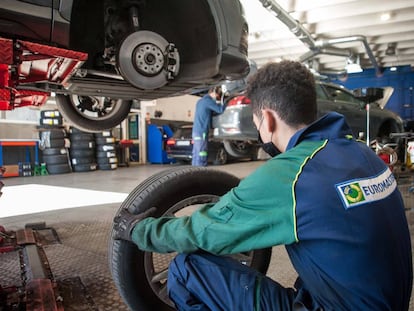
[212,81,405,157]
[0,0,249,132]
[165,125,230,165]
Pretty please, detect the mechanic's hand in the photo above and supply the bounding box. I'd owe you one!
[113,207,156,241]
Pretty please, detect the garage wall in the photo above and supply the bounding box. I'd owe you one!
[0,107,40,139]
[0,121,39,140]
[146,95,198,122]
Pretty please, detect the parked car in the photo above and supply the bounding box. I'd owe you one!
[166,125,230,165]
[212,81,404,157]
[0,0,249,132]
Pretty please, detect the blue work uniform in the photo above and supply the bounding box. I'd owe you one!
[192,94,226,166]
[133,112,413,310]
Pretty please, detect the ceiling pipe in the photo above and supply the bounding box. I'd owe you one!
[258,0,316,48]
[258,0,383,76]
[299,47,352,63]
[315,36,383,76]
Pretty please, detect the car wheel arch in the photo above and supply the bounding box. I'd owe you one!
[375,118,402,144]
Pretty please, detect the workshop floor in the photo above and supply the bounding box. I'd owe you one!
[1,161,413,310]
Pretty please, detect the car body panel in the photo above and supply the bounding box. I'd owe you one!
[213,81,404,143]
[0,0,69,46]
[0,0,249,89]
[0,0,250,130]
[316,82,404,140]
[212,102,258,141]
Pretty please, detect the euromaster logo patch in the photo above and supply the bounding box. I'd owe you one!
[341,183,365,205]
[336,169,396,209]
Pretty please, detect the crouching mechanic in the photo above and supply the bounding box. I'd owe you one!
[113,60,412,311]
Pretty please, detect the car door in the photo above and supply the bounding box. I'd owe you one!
[0,0,56,43]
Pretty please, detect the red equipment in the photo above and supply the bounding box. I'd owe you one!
[0,38,87,110]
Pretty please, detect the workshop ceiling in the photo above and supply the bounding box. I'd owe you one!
[240,0,414,75]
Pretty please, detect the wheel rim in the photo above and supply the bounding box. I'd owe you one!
[232,141,248,152]
[142,194,257,307]
[70,95,124,121]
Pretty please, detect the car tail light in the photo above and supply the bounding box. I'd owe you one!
[227,95,251,106]
[166,139,176,146]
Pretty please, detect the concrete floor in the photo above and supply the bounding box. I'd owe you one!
[1,160,413,310]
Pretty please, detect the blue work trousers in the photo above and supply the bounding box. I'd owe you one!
[167,253,304,311]
[192,135,208,166]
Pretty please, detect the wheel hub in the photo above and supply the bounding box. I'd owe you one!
[133,43,164,76]
[118,30,180,90]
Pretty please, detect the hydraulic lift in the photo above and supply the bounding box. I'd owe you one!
[0,39,89,309]
[0,225,64,310]
[1,166,100,310]
[0,37,87,111]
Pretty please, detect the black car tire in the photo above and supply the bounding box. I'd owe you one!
[69,149,95,158]
[46,163,72,175]
[95,137,116,145]
[55,94,132,133]
[42,147,68,156]
[97,157,118,165]
[96,151,117,158]
[213,146,228,165]
[223,140,256,158]
[96,144,116,152]
[94,130,113,138]
[69,133,94,141]
[71,157,95,165]
[72,163,97,172]
[98,163,118,170]
[47,138,66,149]
[39,129,66,140]
[42,154,69,165]
[70,140,96,150]
[109,167,272,311]
[377,120,402,144]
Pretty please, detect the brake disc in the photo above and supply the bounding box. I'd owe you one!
[117,30,180,90]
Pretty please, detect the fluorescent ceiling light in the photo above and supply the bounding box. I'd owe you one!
[380,12,391,21]
[346,55,363,74]
[346,63,363,74]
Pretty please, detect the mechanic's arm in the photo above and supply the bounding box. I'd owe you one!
[207,97,227,114]
[131,164,298,254]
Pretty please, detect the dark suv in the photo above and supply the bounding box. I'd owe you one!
[165,125,231,165]
[0,0,249,131]
[212,81,404,157]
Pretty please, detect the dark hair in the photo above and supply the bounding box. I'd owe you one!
[209,86,222,95]
[246,60,317,126]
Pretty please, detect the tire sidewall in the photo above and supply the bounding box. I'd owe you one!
[109,167,271,311]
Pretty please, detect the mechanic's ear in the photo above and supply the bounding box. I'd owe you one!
[262,109,276,133]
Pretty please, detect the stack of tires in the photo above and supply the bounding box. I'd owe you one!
[39,110,64,129]
[95,130,118,170]
[38,110,71,175]
[69,127,97,173]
